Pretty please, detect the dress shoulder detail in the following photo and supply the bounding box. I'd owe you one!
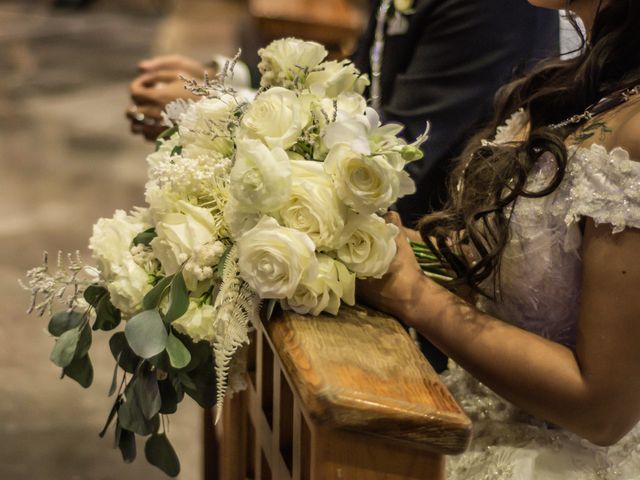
[565,144,640,233]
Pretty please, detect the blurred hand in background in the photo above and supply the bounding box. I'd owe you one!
[127,54,214,140]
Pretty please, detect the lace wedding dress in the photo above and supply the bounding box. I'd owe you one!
[443,111,640,479]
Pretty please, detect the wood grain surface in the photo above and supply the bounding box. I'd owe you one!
[266,305,472,455]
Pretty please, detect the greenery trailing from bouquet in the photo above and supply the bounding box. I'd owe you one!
[22,38,448,476]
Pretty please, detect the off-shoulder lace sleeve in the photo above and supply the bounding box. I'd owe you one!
[565,144,640,233]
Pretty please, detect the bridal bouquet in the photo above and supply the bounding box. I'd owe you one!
[22,38,433,476]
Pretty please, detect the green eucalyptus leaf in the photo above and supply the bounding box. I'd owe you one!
[48,311,83,337]
[99,396,123,438]
[118,381,160,436]
[182,356,217,408]
[132,228,157,247]
[166,332,191,369]
[125,310,168,359]
[145,433,180,477]
[116,424,137,463]
[83,284,107,307]
[75,323,92,359]
[50,328,81,368]
[170,145,183,157]
[164,272,189,324]
[109,332,141,374]
[143,275,174,310]
[62,355,93,388]
[175,332,212,372]
[177,372,197,391]
[134,370,161,420]
[94,295,121,331]
[108,360,119,396]
[158,380,181,415]
[148,351,171,372]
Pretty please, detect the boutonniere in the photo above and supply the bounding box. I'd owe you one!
[393,0,415,16]
[387,0,415,36]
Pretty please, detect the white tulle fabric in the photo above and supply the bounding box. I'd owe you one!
[443,114,640,479]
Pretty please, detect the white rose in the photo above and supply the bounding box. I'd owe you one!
[258,38,327,88]
[277,160,346,250]
[238,87,310,150]
[323,107,382,155]
[337,213,399,278]
[237,216,318,299]
[319,91,367,123]
[224,196,262,239]
[150,201,219,281]
[178,95,239,156]
[89,209,153,314]
[282,255,355,316]
[324,144,415,214]
[230,139,292,212]
[306,60,369,98]
[173,301,218,344]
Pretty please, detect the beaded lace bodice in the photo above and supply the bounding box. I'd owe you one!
[478,141,640,347]
[444,111,640,479]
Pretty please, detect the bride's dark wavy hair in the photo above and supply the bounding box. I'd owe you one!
[419,0,640,295]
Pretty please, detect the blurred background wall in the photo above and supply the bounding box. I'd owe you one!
[0,1,248,479]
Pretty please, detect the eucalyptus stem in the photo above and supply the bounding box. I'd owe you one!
[411,240,454,285]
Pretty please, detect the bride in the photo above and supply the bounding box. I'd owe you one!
[360,0,640,478]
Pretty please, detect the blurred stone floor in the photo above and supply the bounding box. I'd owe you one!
[0,1,246,478]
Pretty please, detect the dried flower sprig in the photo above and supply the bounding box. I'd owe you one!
[20,251,98,316]
[181,50,244,99]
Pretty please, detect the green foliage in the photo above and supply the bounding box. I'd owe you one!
[164,272,189,324]
[132,228,157,247]
[143,275,174,310]
[155,126,178,151]
[125,310,168,359]
[50,328,81,368]
[181,355,217,408]
[76,323,92,359]
[177,333,212,372]
[265,299,278,322]
[99,396,122,438]
[94,294,122,331]
[83,284,107,307]
[109,332,141,374]
[108,360,119,396]
[115,423,137,463]
[134,370,162,420]
[117,379,160,436]
[166,331,191,369]
[62,355,93,388]
[158,379,182,414]
[145,433,180,477]
[48,310,83,337]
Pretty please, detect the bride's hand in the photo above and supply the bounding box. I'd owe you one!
[357,212,426,320]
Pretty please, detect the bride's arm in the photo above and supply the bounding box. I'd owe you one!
[359,216,640,446]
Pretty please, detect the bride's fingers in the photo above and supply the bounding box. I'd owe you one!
[384,211,403,227]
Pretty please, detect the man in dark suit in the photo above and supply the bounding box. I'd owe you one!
[127,0,559,372]
[351,0,559,225]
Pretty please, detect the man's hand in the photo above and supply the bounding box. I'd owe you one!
[137,54,209,78]
[127,55,214,141]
